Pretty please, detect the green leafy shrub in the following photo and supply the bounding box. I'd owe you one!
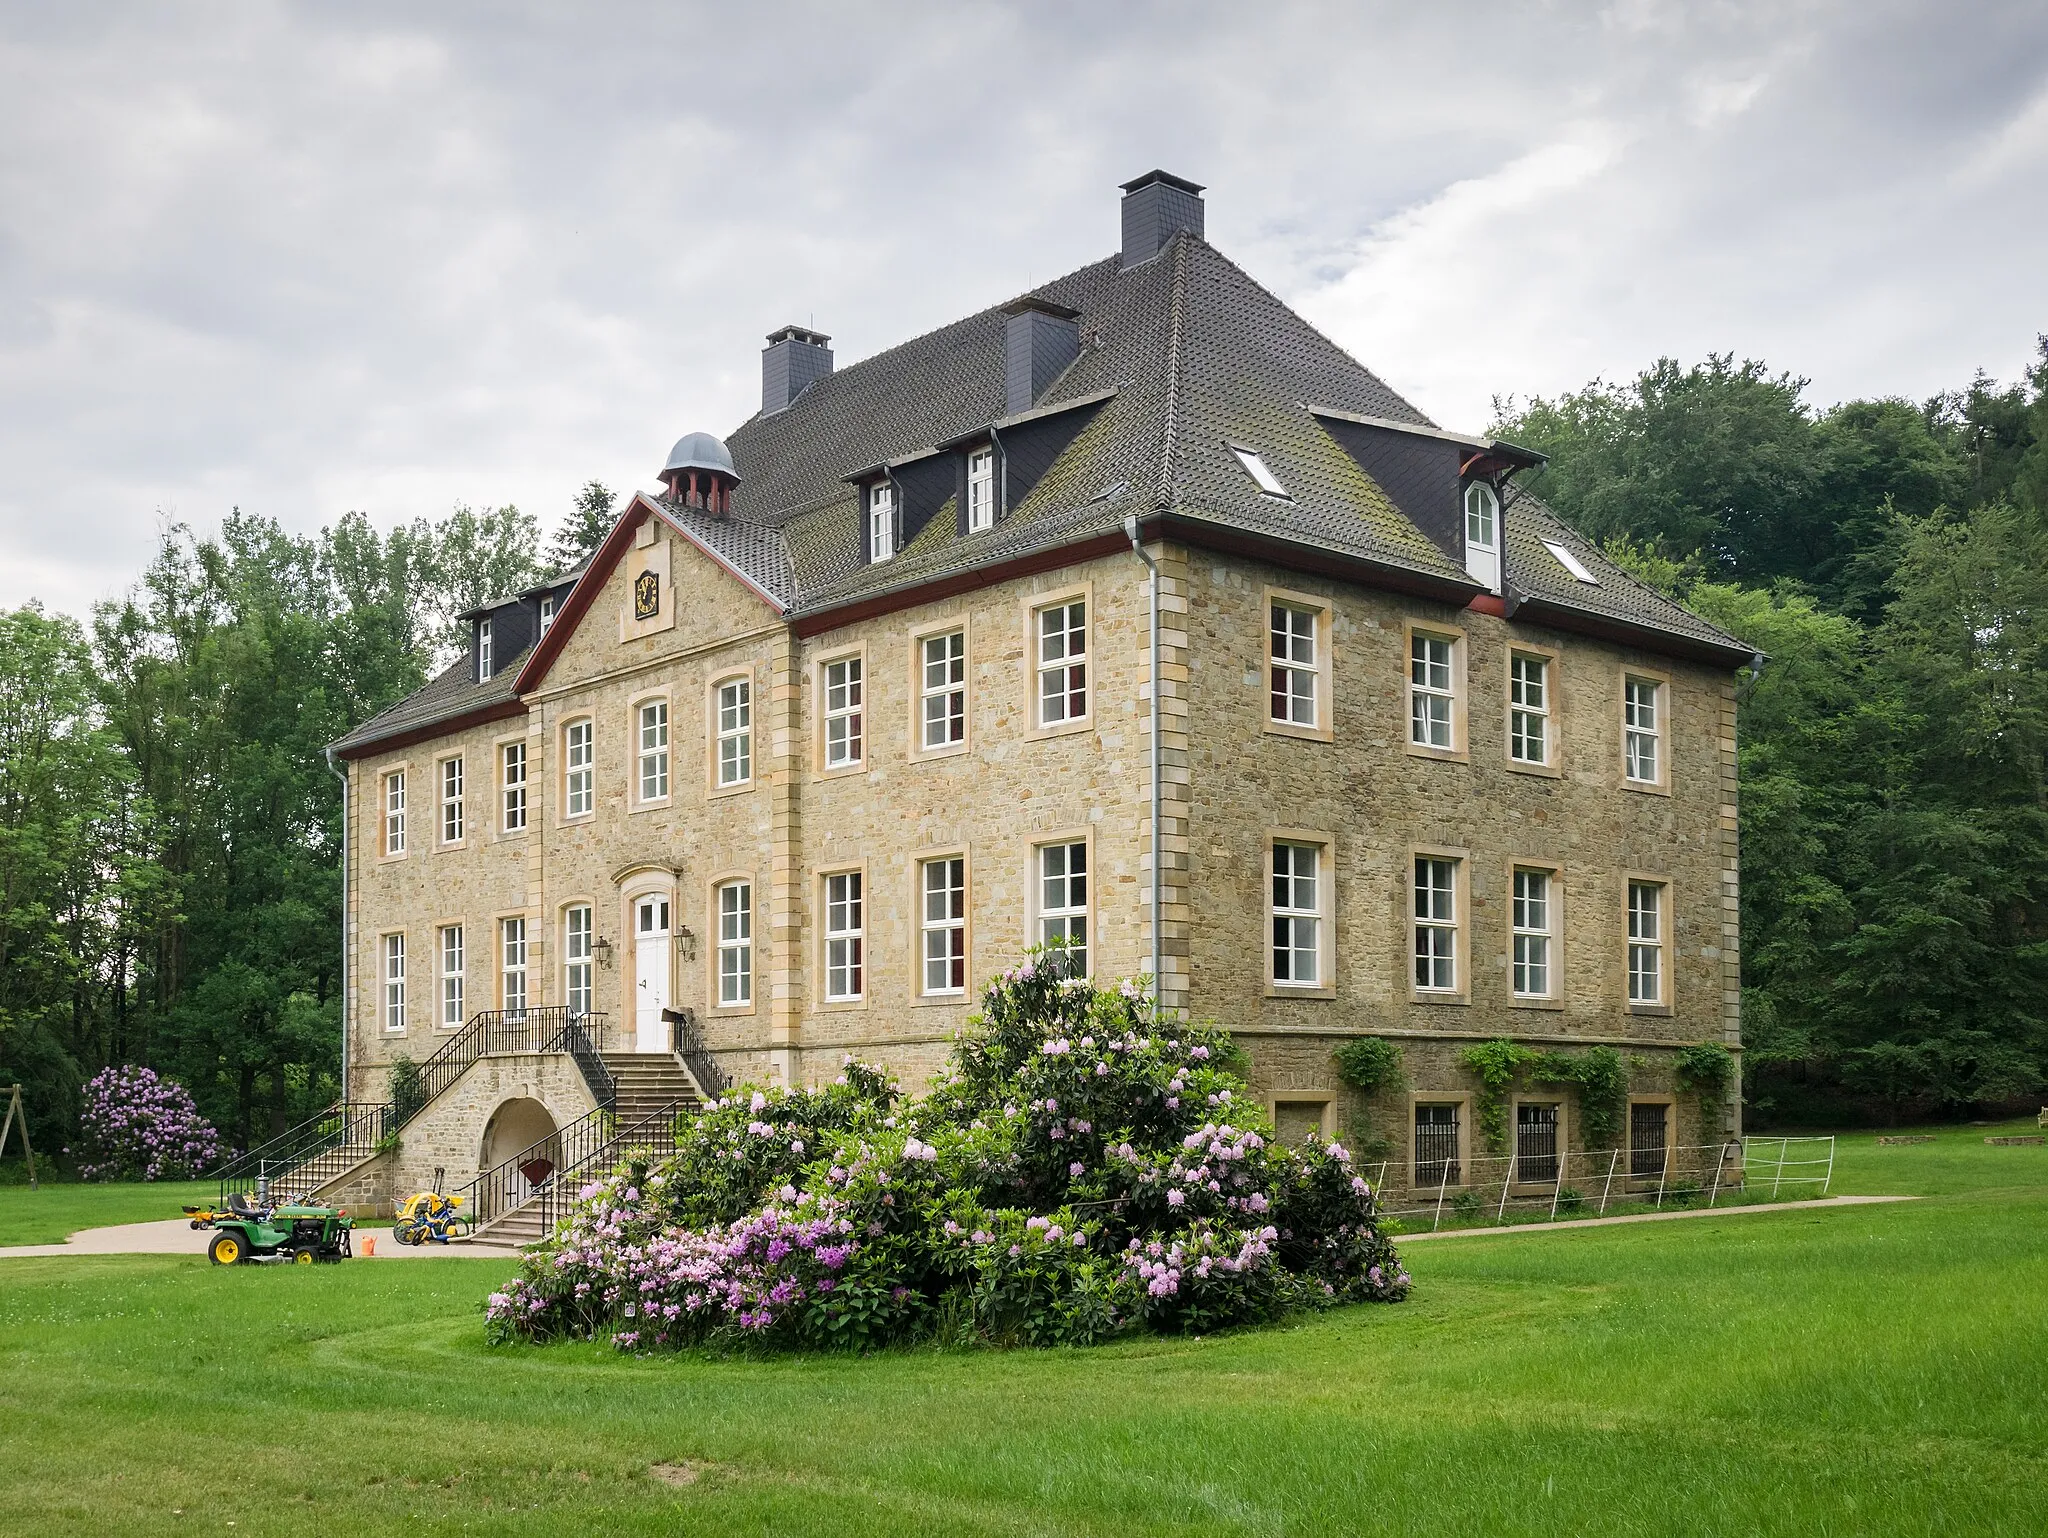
[388,1056,425,1127]
[1332,1037,1405,1094]
[1528,1046,1629,1149]
[487,958,1410,1353]
[1676,1042,1736,1122]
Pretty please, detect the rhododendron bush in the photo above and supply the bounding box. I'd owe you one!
[69,1065,225,1182]
[488,958,1408,1351]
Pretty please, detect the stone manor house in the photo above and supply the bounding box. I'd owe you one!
[315,172,1755,1229]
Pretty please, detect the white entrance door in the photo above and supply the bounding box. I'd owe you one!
[634,895,671,1052]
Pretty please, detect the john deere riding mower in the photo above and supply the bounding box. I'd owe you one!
[185,1192,355,1265]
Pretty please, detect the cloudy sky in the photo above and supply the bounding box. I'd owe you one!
[2,1,2044,616]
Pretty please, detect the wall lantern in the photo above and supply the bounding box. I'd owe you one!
[593,935,614,968]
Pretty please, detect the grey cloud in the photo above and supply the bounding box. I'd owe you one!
[1,1,2044,615]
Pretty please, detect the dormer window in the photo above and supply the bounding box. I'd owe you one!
[539,595,556,633]
[1463,481,1500,592]
[1231,446,1290,498]
[967,447,995,532]
[477,618,494,681]
[869,482,897,562]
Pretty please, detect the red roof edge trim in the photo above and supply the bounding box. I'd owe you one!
[509,493,783,696]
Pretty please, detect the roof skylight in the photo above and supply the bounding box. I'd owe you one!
[1542,539,1599,584]
[1231,446,1290,498]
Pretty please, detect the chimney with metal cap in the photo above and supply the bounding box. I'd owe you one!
[1120,169,1205,268]
[1001,297,1081,415]
[761,324,833,415]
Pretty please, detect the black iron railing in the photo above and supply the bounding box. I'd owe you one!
[668,1007,730,1096]
[215,1100,396,1201]
[459,1096,688,1239]
[556,1012,617,1109]
[207,1009,612,1201]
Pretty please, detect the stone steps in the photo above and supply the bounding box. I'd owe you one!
[463,1054,701,1248]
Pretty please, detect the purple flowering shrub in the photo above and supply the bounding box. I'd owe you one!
[487,954,1408,1352]
[69,1065,224,1182]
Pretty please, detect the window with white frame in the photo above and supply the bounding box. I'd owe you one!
[823,657,863,768]
[1036,600,1087,726]
[477,618,494,681]
[564,904,593,1015]
[920,630,966,750]
[1463,482,1500,590]
[564,720,594,817]
[1037,841,1088,976]
[501,742,527,832]
[1270,842,1322,986]
[823,872,864,1001]
[439,924,464,1027]
[382,933,406,1031]
[1512,868,1553,998]
[383,770,406,855]
[1509,653,1550,766]
[920,856,967,995]
[868,482,896,561]
[716,678,752,787]
[501,916,528,1016]
[1409,633,1455,750]
[440,756,464,844]
[539,594,556,633]
[967,447,995,531]
[637,700,669,802]
[1270,603,1318,728]
[1628,881,1664,1004]
[1624,677,1662,784]
[717,881,752,1007]
[1414,856,1458,992]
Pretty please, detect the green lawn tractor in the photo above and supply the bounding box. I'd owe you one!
[185,1192,354,1265]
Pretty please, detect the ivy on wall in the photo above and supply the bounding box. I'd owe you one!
[1457,1040,1632,1152]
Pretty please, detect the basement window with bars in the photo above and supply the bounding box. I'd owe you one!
[1516,1102,1560,1182]
[1631,1102,1669,1178]
[1414,1102,1461,1188]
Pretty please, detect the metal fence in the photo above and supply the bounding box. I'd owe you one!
[1364,1135,1836,1232]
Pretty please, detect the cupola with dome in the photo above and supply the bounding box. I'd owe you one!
[660,430,739,515]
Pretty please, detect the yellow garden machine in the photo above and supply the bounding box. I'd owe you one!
[393,1189,470,1245]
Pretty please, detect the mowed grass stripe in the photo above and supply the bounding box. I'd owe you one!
[1,1124,2043,1534]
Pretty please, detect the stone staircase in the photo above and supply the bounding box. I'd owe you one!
[603,1052,703,1126]
[462,1053,705,1248]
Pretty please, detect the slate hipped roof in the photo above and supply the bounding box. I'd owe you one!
[331,221,1751,758]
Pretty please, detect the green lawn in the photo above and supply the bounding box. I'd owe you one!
[1,1123,2042,1536]
[0,1176,216,1247]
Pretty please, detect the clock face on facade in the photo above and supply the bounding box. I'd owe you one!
[633,569,660,620]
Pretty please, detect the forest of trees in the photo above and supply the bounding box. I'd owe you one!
[1,338,2044,1164]
[0,485,616,1157]
[1495,344,2048,1125]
